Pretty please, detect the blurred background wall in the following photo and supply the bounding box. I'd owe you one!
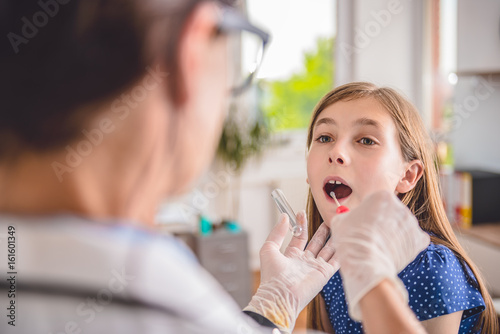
[158,0,500,306]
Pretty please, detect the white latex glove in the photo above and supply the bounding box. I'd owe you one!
[328,191,430,322]
[244,211,339,333]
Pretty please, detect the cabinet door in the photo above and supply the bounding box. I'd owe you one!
[455,233,500,296]
[196,233,252,308]
[457,0,500,74]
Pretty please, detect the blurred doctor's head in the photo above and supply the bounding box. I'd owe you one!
[0,0,240,221]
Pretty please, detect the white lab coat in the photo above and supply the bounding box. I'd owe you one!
[0,215,272,334]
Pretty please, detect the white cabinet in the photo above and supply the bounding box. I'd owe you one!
[455,225,500,296]
[457,0,500,74]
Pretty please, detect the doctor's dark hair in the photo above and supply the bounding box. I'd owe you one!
[0,0,234,158]
[305,82,498,333]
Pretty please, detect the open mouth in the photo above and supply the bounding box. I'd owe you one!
[324,180,353,201]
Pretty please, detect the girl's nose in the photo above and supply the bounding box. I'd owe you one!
[328,146,349,166]
[329,157,345,165]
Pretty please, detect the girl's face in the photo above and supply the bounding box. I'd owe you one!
[307,97,408,223]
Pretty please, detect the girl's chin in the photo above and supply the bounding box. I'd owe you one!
[319,211,336,224]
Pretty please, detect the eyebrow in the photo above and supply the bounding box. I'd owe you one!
[314,117,383,130]
[314,117,336,128]
[353,117,383,129]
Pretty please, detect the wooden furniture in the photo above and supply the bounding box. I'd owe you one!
[456,224,500,249]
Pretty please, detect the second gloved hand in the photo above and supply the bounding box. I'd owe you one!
[244,211,339,333]
[328,191,430,322]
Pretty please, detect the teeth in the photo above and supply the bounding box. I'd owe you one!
[328,180,343,185]
[336,180,342,185]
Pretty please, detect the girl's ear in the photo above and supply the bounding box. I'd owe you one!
[396,160,424,194]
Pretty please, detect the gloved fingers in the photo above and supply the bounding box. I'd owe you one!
[317,239,336,263]
[331,252,340,267]
[261,213,289,254]
[327,256,341,272]
[286,210,308,251]
[305,222,331,257]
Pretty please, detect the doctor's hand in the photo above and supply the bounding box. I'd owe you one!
[328,191,430,322]
[244,211,339,333]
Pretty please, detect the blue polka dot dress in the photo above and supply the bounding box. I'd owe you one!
[321,242,486,334]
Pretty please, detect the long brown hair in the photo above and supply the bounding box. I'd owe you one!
[306,82,498,333]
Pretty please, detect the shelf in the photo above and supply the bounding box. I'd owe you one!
[455,223,500,249]
[455,71,500,77]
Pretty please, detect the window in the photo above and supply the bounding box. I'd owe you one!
[247,0,337,131]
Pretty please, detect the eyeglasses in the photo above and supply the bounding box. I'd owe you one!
[216,7,270,96]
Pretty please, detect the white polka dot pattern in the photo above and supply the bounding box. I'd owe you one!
[321,242,485,334]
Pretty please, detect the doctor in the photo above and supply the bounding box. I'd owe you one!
[0,1,428,333]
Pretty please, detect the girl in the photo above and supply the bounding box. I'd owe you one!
[305,82,498,334]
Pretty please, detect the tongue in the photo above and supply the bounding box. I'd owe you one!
[333,184,352,199]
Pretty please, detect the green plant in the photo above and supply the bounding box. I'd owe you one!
[217,102,269,172]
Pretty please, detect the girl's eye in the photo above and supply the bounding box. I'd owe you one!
[359,137,376,146]
[316,135,333,143]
